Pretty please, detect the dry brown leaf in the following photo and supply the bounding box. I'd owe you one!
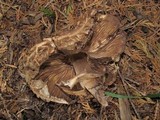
[118,87,132,120]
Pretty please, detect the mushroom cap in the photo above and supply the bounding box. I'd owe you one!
[88,14,120,51]
[18,13,126,107]
[88,31,126,60]
[53,17,94,54]
[87,14,126,60]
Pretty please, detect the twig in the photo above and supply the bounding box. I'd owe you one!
[51,4,67,18]
[51,4,58,32]
[124,77,140,86]
[0,94,13,120]
[153,101,159,120]
[118,70,142,120]
[44,0,55,8]
[0,0,16,13]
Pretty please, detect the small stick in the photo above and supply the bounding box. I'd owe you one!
[118,70,142,120]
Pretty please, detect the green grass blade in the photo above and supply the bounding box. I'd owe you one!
[105,92,140,98]
[145,93,160,98]
[40,7,55,17]
[105,92,160,99]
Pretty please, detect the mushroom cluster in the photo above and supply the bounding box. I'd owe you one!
[18,12,126,107]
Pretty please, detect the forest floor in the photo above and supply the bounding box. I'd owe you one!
[0,0,160,120]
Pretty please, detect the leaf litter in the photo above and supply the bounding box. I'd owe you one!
[0,0,160,120]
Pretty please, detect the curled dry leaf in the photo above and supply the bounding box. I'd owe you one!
[18,13,126,107]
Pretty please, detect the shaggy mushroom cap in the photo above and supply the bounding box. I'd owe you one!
[18,12,126,107]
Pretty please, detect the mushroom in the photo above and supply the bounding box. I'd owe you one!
[18,12,126,107]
